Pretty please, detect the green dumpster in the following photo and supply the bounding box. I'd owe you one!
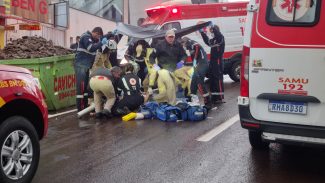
[0,54,76,111]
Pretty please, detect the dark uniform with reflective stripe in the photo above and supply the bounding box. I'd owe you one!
[200,26,225,102]
[112,72,144,115]
[184,39,210,105]
[74,31,102,111]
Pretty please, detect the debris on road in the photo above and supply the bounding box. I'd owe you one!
[0,36,73,60]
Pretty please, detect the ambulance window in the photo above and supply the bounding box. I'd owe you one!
[266,0,320,26]
[161,22,181,30]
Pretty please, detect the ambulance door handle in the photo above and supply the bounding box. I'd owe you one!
[247,4,258,12]
[257,93,320,103]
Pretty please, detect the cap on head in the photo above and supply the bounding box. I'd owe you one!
[92,27,103,36]
[165,29,175,37]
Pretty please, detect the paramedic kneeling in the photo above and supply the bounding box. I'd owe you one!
[89,66,122,119]
[113,63,145,115]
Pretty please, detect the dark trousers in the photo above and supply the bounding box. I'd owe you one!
[109,52,119,67]
[112,94,144,115]
[74,64,90,111]
[209,57,224,101]
[137,67,148,84]
[191,62,209,97]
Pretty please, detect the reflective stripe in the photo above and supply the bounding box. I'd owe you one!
[200,49,204,59]
[76,95,84,98]
[84,93,88,96]
[122,78,131,95]
[94,76,109,80]
[77,48,96,56]
[134,58,145,62]
[87,44,93,51]
[211,92,224,95]
[139,78,142,88]
[203,93,210,97]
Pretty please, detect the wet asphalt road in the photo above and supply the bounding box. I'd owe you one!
[32,78,325,183]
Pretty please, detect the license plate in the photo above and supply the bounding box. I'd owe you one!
[268,100,307,115]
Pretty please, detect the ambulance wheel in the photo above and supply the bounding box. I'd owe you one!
[0,116,40,183]
[249,131,269,150]
[229,61,241,82]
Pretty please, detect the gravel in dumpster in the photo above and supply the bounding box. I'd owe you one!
[0,36,73,60]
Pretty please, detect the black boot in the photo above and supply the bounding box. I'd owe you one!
[204,96,212,111]
[185,95,192,102]
[76,98,85,112]
[101,109,113,119]
[95,112,103,119]
[116,106,131,116]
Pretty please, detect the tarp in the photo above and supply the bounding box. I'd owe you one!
[116,21,211,39]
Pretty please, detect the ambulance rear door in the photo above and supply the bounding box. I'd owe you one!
[248,0,325,127]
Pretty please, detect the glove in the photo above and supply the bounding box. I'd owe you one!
[148,87,153,95]
[193,59,197,67]
[199,28,204,33]
[176,60,184,69]
[101,37,108,45]
[112,29,118,35]
[153,64,161,71]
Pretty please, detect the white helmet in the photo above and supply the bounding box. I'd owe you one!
[101,40,117,53]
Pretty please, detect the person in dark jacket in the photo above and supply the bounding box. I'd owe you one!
[149,29,187,72]
[200,24,225,103]
[124,39,151,83]
[89,66,122,119]
[112,63,145,115]
[74,27,108,111]
[181,37,211,108]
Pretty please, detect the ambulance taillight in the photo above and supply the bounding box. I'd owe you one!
[240,46,250,97]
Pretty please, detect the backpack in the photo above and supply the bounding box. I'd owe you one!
[186,105,208,121]
[139,102,159,119]
[175,102,190,121]
[155,103,182,122]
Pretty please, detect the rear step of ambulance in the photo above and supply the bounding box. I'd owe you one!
[262,132,325,146]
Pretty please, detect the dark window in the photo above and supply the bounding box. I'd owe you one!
[161,22,181,30]
[266,0,321,26]
[69,0,123,22]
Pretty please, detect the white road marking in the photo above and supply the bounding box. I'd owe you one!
[196,114,239,142]
[48,109,77,119]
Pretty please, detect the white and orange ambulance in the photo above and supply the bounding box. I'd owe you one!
[238,0,325,148]
[141,1,248,82]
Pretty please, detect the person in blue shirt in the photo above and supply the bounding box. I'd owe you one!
[74,27,108,112]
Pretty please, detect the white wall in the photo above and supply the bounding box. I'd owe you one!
[66,8,117,47]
